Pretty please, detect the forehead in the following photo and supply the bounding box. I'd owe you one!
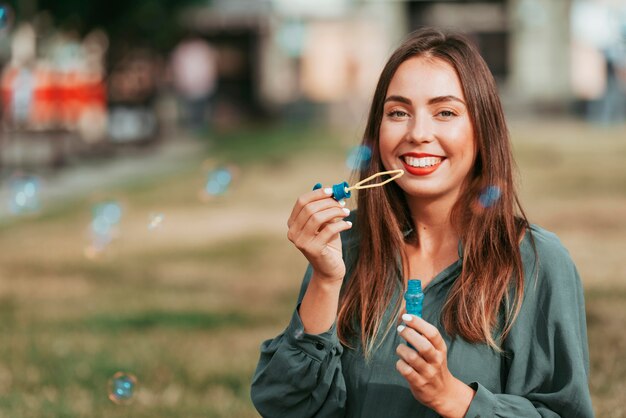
[387,56,465,100]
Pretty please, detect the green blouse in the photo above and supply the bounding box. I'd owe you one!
[251,218,594,417]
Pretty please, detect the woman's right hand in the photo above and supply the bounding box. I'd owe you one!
[287,187,352,282]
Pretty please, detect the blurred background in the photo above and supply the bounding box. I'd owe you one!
[0,0,624,416]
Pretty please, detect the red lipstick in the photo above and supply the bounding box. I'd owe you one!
[400,153,445,176]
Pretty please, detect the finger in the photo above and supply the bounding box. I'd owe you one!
[287,188,334,228]
[397,323,440,364]
[396,343,429,375]
[296,198,347,234]
[301,206,350,237]
[402,314,447,353]
[289,195,345,236]
[288,199,344,243]
[396,358,425,387]
[312,219,352,248]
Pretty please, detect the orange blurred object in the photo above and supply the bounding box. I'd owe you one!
[1,66,107,130]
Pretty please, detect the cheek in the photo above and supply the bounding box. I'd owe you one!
[379,123,402,154]
[443,123,475,160]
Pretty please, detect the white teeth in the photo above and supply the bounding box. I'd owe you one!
[404,156,442,168]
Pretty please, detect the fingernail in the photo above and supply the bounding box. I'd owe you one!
[323,188,332,195]
[397,325,406,333]
[346,221,352,227]
[339,200,346,207]
[342,208,350,215]
[402,314,413,322]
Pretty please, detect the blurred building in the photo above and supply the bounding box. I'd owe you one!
[179,0,406,126]
[2,0,622,135]
[178,0,626,125]
[408,0,572,112]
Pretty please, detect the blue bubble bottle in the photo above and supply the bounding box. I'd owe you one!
[404,279,423,319]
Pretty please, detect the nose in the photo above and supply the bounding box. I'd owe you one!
[405,112,433,144]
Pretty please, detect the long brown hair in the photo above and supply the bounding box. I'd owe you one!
[337,27,532,357]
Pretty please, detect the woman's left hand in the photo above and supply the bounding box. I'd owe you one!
[396,314,475,418]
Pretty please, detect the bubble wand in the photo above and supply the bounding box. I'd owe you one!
[313,169,404,200]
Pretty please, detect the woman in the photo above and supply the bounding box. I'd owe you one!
[251,28,594,418]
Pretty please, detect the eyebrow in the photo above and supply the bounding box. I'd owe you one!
[384,95,466,106]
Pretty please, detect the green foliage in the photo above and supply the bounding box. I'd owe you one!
[21,0,212,51]
[208,124,344,165]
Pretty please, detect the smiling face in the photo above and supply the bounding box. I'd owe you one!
[379,56,476,204]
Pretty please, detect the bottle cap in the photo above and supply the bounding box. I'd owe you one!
[312,181,351,201]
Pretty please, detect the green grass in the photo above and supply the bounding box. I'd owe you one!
[0,121,624,417]
[207,124,344,164]
[66,310,254,332]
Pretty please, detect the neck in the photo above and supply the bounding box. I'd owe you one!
[405,193,459,256]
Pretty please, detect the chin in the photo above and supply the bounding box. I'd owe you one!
[398,183,455,201]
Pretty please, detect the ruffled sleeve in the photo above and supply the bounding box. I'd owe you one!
[251,214,360,417]
[250,265,347,418]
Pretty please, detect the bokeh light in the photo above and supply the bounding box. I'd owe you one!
[148,212,164,230]
[107,371,137,405]
[204,167,233,196]
[85,200,122,257]
[346,145,372,171]
[8,174,41,215]
[478,185,502,209]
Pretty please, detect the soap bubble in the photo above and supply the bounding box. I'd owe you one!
[199,162,240,202]
[91,201,122,235]
[346,145,372,171]
[204,167,233,196]
[8,174,40,215]
[107,371,137,405]
[147,212,164,231]
[86,200,122,257]
[478,185,502,209]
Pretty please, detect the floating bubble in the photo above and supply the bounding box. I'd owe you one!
[346,145,372,171]
[8,174,40,215]
[478,185,502,209]
[101,202,122,225]
[204,167,233,196]
[107,371,137,405]
[91,216,111,237]
[91,201,122,231]
[148,213,164,231]
[87,201,122,257]
[23,181,36,197]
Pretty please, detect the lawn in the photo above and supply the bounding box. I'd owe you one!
[0,119,624,417]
